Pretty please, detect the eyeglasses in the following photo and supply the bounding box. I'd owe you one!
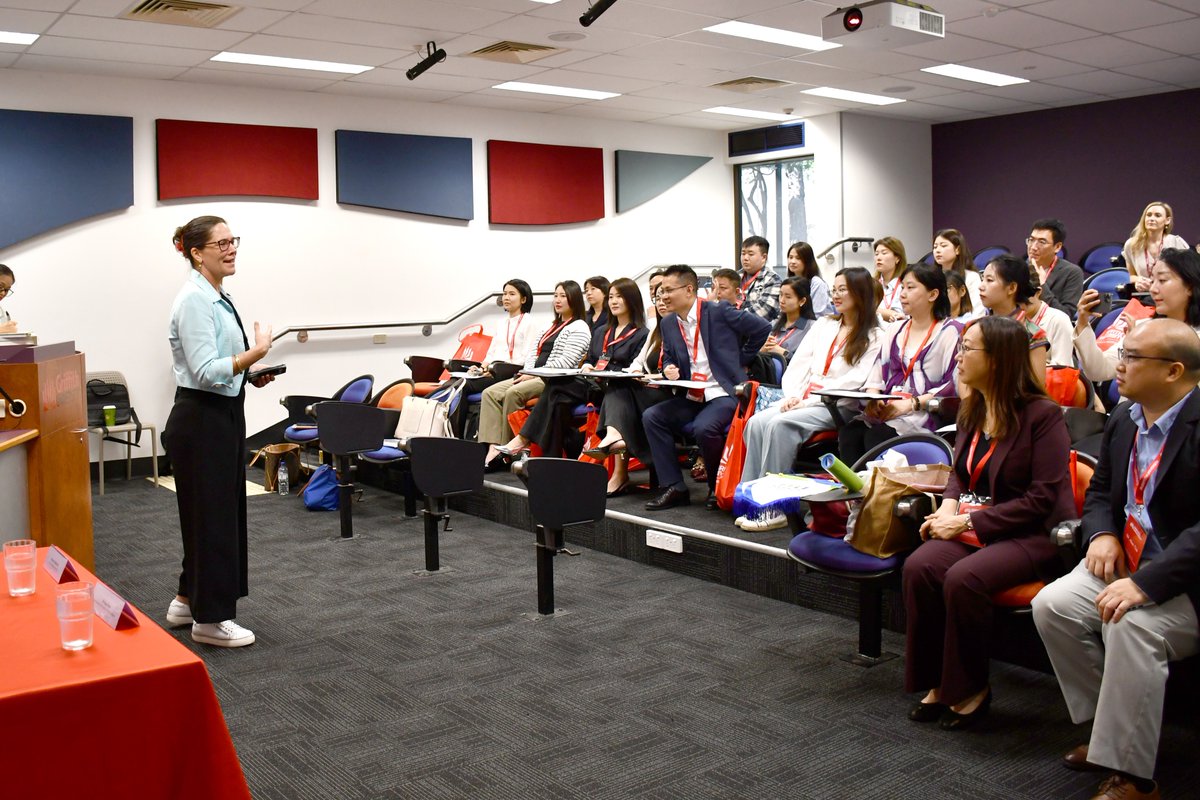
[0,286,13,297]
[658,284,687,295]
[830,287,850,296]
[1116,347,1177,365]
[959,344,986,354]
[202,237,241,252]
[1025,237,1054,247]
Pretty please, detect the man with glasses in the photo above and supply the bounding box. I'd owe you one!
[1026,218,1084,321]
[642,264,771,511]
[0,264,17,334]
[1033,318,1200,800]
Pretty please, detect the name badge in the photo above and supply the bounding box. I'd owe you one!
[802,380,823,401]
[93,582,140,630]
[594,358,610,371]
[688,371,708,402]
[41,546,80,583]
[1123,514,1148,573]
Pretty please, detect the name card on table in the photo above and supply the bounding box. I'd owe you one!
[41,546,79,583]
[93,582,140,630]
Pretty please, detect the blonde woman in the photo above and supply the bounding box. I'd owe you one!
[1124,201,1188,292]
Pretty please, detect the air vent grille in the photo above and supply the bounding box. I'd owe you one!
[728,122,806,158]
[918,10,944,35]
[122,0,242,28]
[467,41,565,65]
[711,76,794,94]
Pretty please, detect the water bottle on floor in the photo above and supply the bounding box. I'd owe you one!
[277,463,289,496]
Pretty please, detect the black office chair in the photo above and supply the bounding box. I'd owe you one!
[515,458,607,615]
[313,401,390,540]
[407,437,487,572]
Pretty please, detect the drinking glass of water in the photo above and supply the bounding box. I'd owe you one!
[3,538,37,597]
[55,581,95,651]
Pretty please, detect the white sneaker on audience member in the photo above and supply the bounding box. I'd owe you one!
[734,515,749,528]
[166,598,193,626]
[192,620,255,647]
[739,512,788,532]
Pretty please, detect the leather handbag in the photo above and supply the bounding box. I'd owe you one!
[847,463,952,558]
[396,380,462,439]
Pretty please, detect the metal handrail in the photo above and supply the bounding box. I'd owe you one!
[270,263,671,343]
[817,237,875,259]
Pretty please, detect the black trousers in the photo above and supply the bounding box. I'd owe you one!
[838,418,902,467]
[596,381,672,464]
[519,377,592,457]
[163,387,249,623]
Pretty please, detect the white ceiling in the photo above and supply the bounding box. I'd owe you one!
[2,0,1199,129]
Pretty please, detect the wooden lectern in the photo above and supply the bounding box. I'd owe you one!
[0,342,94,569]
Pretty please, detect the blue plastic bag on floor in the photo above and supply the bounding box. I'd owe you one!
[301,464,338,511]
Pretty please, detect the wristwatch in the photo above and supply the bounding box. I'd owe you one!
[963,514,974,531]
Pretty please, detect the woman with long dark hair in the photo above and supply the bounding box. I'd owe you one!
[933,228,981,311]
[904,315,1073,730]
[481,281,590,468]
[163,215,275,648]
[839,263,961,464]
[457,279,537,432]
[497,278,647,459]
[762,276,817,362]
[787,241,833,316]
[979,254,1052,382]
[1075,247,1200,384]
[584,275,611,330]
[735,267,882,531]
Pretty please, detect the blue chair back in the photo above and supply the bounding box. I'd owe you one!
[972,245,1009,271]
[1080,243,1124,275]
[1093,307,1123,336]
[919,251,935,266]
[1106,379,1121,407]
[1083,267,1129,296]
[852,432,953,470]
[336,375,375,405]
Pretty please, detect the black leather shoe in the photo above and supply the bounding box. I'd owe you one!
[646,486,690,511]
[908,701,946,723]
[939,688,991,731]
[705,493,719,511]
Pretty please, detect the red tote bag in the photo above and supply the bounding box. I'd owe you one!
[713,381,758,512]
[440,324,493,379]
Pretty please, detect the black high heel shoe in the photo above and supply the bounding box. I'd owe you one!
[907,701,946,723]
[939,688,991,731]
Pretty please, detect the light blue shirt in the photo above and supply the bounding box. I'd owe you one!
[1124,390,1194,564]
[169,270,247,397]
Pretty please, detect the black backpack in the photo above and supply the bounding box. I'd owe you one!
[86,379,143,445]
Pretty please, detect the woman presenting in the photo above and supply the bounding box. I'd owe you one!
[163,216,274,648]
[904,316,1074,728]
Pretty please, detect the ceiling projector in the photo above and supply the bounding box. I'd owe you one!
[822,1,945,47]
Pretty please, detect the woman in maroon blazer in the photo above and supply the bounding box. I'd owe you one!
[904,315,1075,730]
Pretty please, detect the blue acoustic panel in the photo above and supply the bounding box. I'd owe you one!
[0,109,133,248]
[615,150,711,213]
[336,129,473,221]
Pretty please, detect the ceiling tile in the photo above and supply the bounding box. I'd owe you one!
[261,13,452,50]
[1119,16,1200,55]
[949,8,1096,48]
[895,34,1016,62]
[530,68,657,93]
[14,52,188,79]
[0,8,57,32]
[346,67,493,91]
[564,53,718,84]
[555,104,665,122]
[979,80,1096,104]
[318,80,463,102]
[301,0,511,31]
[428,55,549,81]
[1035,34,1171,69]
[1045,69,1166,95]
[747,59,878,86]
[27,35,210,67]
[179,66,340,92]
[0,0,71,10]
[615,39,773,72]
[471,14,656,53]
[632,0,801,17]
[45,14,249,49]
[919,90,1046,113]
[0,52,15,66]
[228,33,409,65]
[1117,56,1200,85]
[1022,0,1191,33]
[534,2,724,38]
[601,93,707,114]
[961,49,1093,80]
[447,92,571,113]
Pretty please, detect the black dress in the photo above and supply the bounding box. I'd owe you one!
[595,339,672,465]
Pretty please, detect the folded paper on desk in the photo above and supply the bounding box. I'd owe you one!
[42,546,79,583]
[93,581,140,630]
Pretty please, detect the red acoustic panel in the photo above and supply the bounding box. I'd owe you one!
[156,119,318,200]
[487,140,604,225]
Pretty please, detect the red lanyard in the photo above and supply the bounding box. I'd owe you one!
[822,324,849,375]
[536,319,569,357]
[505,313,524,360]
[676,302,703,364]
[1041,254,1058,282]
[740,269,760,295]
[1032,303,1048,328]
[966,429,998,493]
[1011,308,1027,323]
[1130,431,1168,506]
[601,324,639,356]
[898,320,939,386]
[777,323,799,346]
[883,275,901,309]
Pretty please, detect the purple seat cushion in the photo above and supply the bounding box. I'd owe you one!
[284,425,320,443]
[787,531,901,573]
[467,393,483,403]
[361,445,407,463]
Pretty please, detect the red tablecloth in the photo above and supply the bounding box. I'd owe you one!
[0,549,251,800]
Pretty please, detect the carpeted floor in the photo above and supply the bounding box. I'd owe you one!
[90,477,1199,799]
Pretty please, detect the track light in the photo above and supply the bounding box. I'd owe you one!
[580,0,618,27]
[406,41,446,81]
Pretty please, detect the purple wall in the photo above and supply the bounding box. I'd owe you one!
[931,88,1200,261]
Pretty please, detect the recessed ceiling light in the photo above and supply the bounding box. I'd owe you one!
[703,106,801,122]
[921,63,1028,87]
[883,85,914,94]
[210,51,373,75]
[704,20,840,52]
[494,81,619,100]
[801,87,906,106]
[548,31,586,42]
[0,30,39,45]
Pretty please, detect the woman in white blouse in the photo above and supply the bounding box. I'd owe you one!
[1124,201,1188,292]
[875,236,908,323]
[736,267,882,531]
[933,229,982,312]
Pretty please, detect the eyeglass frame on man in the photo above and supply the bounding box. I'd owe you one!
[0,285,14,298]
[1116,347,1179,365]
[201,237,241,253]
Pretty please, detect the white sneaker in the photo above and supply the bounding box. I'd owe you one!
[166,599,193,626]
[740,512,788,532]
[192,620,256,648]
[734,515,750,529]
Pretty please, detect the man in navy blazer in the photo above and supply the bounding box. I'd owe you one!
[642,264,771,511]
[1033,319,1200,800]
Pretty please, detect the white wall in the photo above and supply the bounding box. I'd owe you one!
[0,70,731,442]
[839,112,933,267]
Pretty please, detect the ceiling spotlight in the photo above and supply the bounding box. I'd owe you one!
[580,0,618,28]
[406,41,446,81]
